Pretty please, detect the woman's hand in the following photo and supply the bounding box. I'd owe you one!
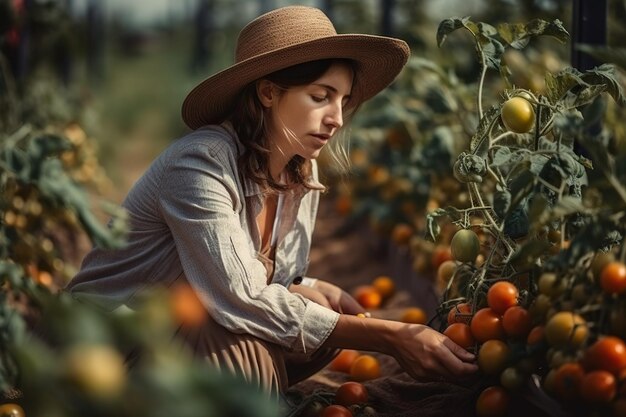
[390,322,478,380]
[288,284,332,309]
[288,279,362,314]
[311,280,363,315]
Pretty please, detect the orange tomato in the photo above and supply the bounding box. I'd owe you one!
[487,281,519,314]
[170,283,208,327]
[334,381,368,407]
[391,223,414,246]
[431,245,454,271]
[0,404,25,417]
[372,275,395,299]
[447,302,472,325]
[350,354,381,381]
[444,322,475,350]
[401,307,427,324]
[329,349,361,373]
[580,370,616,403]
[583,336,626,375]
[601,262,626,294]
[502,306,531,339]
[470,308,505,342]
[353,286,382,309]
[553,362,585,400]
[437,260,457,284]
[335,195,353,216]
[478,340,510,375]
[475,386,510,417]
[526,325,545,347]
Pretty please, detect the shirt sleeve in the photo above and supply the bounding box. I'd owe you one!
[157,141,339,354]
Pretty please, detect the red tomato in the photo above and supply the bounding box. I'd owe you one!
[476,386,510,417]
[581,370,616,403]
[502,306,532,339]
[334,382,368,407]
[470,308,505,342]
[487,281,518,314]
[322,404,353,417]
[583,336,626,375]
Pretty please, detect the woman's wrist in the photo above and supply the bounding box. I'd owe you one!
[323,314,399,355]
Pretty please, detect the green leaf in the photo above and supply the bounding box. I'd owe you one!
[545,67,587,104]
[436,17,471,47]
[581,64,626,106]
[561,85,607,108]
[508,238,552,268]
[508,169,535,215]
[498,19,569,49]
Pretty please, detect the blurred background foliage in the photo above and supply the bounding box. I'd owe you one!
[1,0,625,416]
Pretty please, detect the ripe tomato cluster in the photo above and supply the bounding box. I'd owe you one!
[441,253,626,417]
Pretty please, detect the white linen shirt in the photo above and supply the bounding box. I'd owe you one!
[66,123,340,354]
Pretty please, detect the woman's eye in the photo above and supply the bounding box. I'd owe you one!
[311,95,327,103]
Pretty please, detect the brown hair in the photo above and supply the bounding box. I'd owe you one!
[228,58,358,193]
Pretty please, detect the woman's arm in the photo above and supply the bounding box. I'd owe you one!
[322,314,478,380]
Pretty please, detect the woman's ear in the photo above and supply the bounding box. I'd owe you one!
[256,80,275,108]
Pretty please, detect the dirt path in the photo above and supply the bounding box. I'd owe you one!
[308,197,442,322]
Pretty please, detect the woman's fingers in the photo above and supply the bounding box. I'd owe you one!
[439,338,479,376]
[339,292,364,315]
[443,337,477,363]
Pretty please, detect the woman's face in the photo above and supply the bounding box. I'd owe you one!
[260,62,354,164]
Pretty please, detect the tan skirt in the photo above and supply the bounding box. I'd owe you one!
[173,313,338,400]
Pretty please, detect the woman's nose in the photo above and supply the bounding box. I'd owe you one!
[324,105,343,129]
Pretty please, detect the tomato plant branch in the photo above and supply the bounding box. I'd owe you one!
[490,131,516,146]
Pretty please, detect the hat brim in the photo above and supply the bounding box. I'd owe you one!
[182,34,409,130]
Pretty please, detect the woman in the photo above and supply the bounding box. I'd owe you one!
[66,5,477,399]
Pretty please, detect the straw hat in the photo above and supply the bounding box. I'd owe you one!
[182,5,410,130]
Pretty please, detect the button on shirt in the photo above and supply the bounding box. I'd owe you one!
[66,123,340,354]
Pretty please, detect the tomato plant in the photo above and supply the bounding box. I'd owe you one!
[334,382,368,407]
